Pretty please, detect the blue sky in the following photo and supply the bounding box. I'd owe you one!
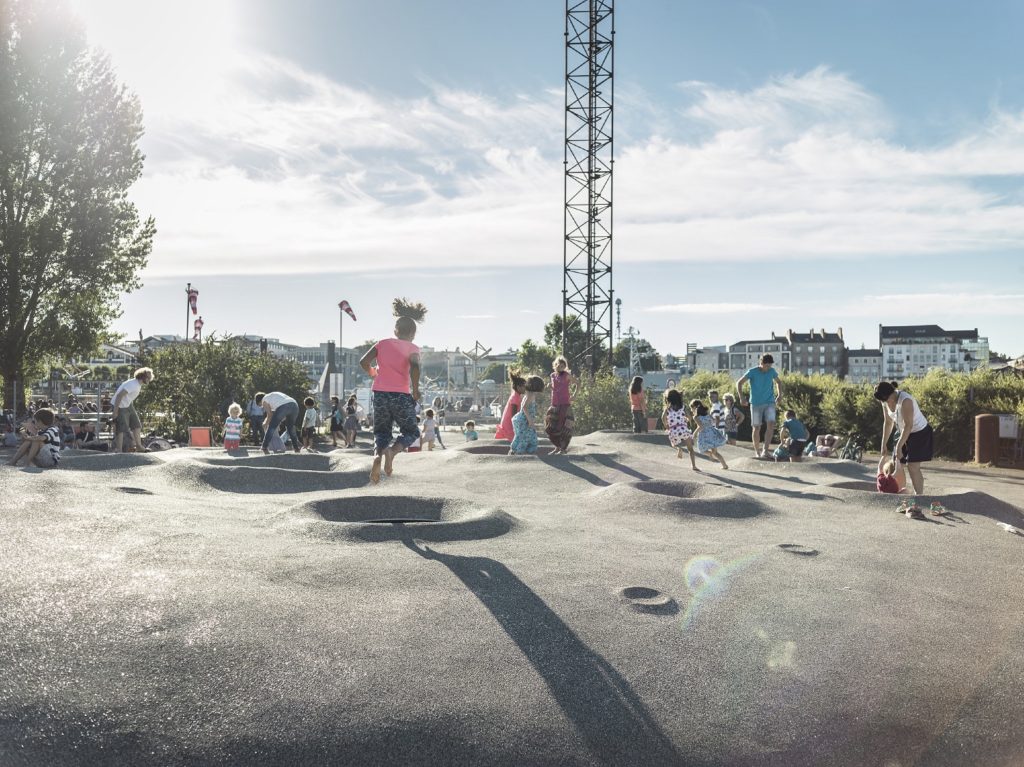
[69,0,1024,356]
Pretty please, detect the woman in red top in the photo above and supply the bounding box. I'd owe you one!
[359,298,426,483]
[628,376,647,433]
[544,356,575,454]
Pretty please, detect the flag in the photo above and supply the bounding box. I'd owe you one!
[193,316,204,341]
[338,300,357,321]
[188,287,199,315]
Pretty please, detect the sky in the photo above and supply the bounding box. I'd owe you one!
[66,0,1024,357]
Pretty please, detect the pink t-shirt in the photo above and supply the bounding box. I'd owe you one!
[551,371,571,406]
[495,390,522,441]
[372,338,419,393]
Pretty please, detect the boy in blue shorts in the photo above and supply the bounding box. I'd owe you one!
[736,353,782,458]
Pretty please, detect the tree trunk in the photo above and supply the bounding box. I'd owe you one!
[2,368,25,415]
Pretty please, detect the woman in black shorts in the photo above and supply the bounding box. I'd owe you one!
[874,381,933,495]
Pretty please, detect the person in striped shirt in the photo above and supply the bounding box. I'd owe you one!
[7,408,61,468]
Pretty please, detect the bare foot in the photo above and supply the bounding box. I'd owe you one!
[370,455,382,484]
[383,446,397,476]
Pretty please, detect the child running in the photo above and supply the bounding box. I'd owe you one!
[495,369,527,441]
[301,397,318,452]
[359,298,425,483]
[510,375,545,455]
[545,356,574,454]
[223,403,243,451]
[462,420,479,441]
[690,399,729,469]
[629,376,647,434]
[663,389,697,470]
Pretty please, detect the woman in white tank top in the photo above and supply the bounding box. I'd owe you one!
[873,381,933,496]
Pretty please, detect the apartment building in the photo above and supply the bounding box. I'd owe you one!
[847,348,883,384]
[879,325,988,379]
[781,328,847,378]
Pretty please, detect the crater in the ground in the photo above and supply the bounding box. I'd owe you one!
[461,444,553,456]
[116,486,153,495]
[594,480,770,519]
[824,480,878,492]
[157,461,368,494]
[283,496,519,543]
[617,586,678,615]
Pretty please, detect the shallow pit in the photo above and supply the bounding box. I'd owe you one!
[461,444,553,456]
[617,586,678,615]
[283,496,519,543]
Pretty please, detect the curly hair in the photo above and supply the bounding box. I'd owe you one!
[392,298,428,322]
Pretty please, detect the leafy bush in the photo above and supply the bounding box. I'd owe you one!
[135,337,310,442]
[571,370,632,434]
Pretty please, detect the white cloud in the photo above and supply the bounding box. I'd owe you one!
[76,1,1024,279]
[829,293,1024,318]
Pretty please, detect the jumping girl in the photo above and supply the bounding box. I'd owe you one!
[690,399,729,470]
[495,369,527,441]
[545,356,574,454]
[359,298,426,483]
[663,389,697,470]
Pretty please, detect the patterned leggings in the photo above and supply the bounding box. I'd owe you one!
[372,391,420,453]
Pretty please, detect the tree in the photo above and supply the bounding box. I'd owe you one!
[515,339,554,375]
[543,313,595,367]
[612,337,663,372]
[137,337,310,442]
[480,361,507,383]
[0,3,155,410]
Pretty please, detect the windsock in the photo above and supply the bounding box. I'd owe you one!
[188,287,199,315]
[338,300,357,321]
[193,316,204,341]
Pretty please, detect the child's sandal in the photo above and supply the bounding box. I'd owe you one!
[929,501,946,516]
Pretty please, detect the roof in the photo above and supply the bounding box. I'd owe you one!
[848,349,882,358]
[879,324,950,339]
[787,332,843,343]
[729,339,791,349]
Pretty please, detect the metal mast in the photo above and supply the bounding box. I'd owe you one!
[563,0,614,374]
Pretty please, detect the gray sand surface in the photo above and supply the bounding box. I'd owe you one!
[2,433,1023,766]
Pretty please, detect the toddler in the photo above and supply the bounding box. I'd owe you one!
[329,396,344,447]
[422,408,438,451]
[510,375,545,455]
[301,397,318,451]
[462,420,479,441]
[877,455,903,494]
[690,399,729,470]
[223,403,243,451]
[662,389,697,470]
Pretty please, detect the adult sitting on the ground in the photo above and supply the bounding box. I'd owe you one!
[874,381,933,495]
[736,353,782,458]
[255,391,302,455]
[111,367,155,453]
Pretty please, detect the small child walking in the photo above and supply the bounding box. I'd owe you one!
[663,389,697,470]
[629,376,647,434]
[720,393,745,445]
[329,396,344,447]
[359,298,425,482]
[462,420,479,441]
[510,375,545,455]
[301,397,318,452]
[343,395,360,448]
[690,399,729,469]
[223,403,243,451]
[422,408,438,450]
[545,356,574,454]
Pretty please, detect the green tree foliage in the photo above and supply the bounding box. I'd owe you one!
[0,3,155,409]
[136,338,310,442]
[480,361,507,383]
[515,339,554,376]
[543,313,590,362]
[612,337,663,372]
[571,370,633,434]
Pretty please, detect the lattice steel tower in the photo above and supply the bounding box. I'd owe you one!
[563,0,614,374]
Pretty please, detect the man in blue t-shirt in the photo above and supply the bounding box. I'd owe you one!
[736,353,783,458]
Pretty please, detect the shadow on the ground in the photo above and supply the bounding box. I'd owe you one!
[721,472,831,502]
[402,537,684,765]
